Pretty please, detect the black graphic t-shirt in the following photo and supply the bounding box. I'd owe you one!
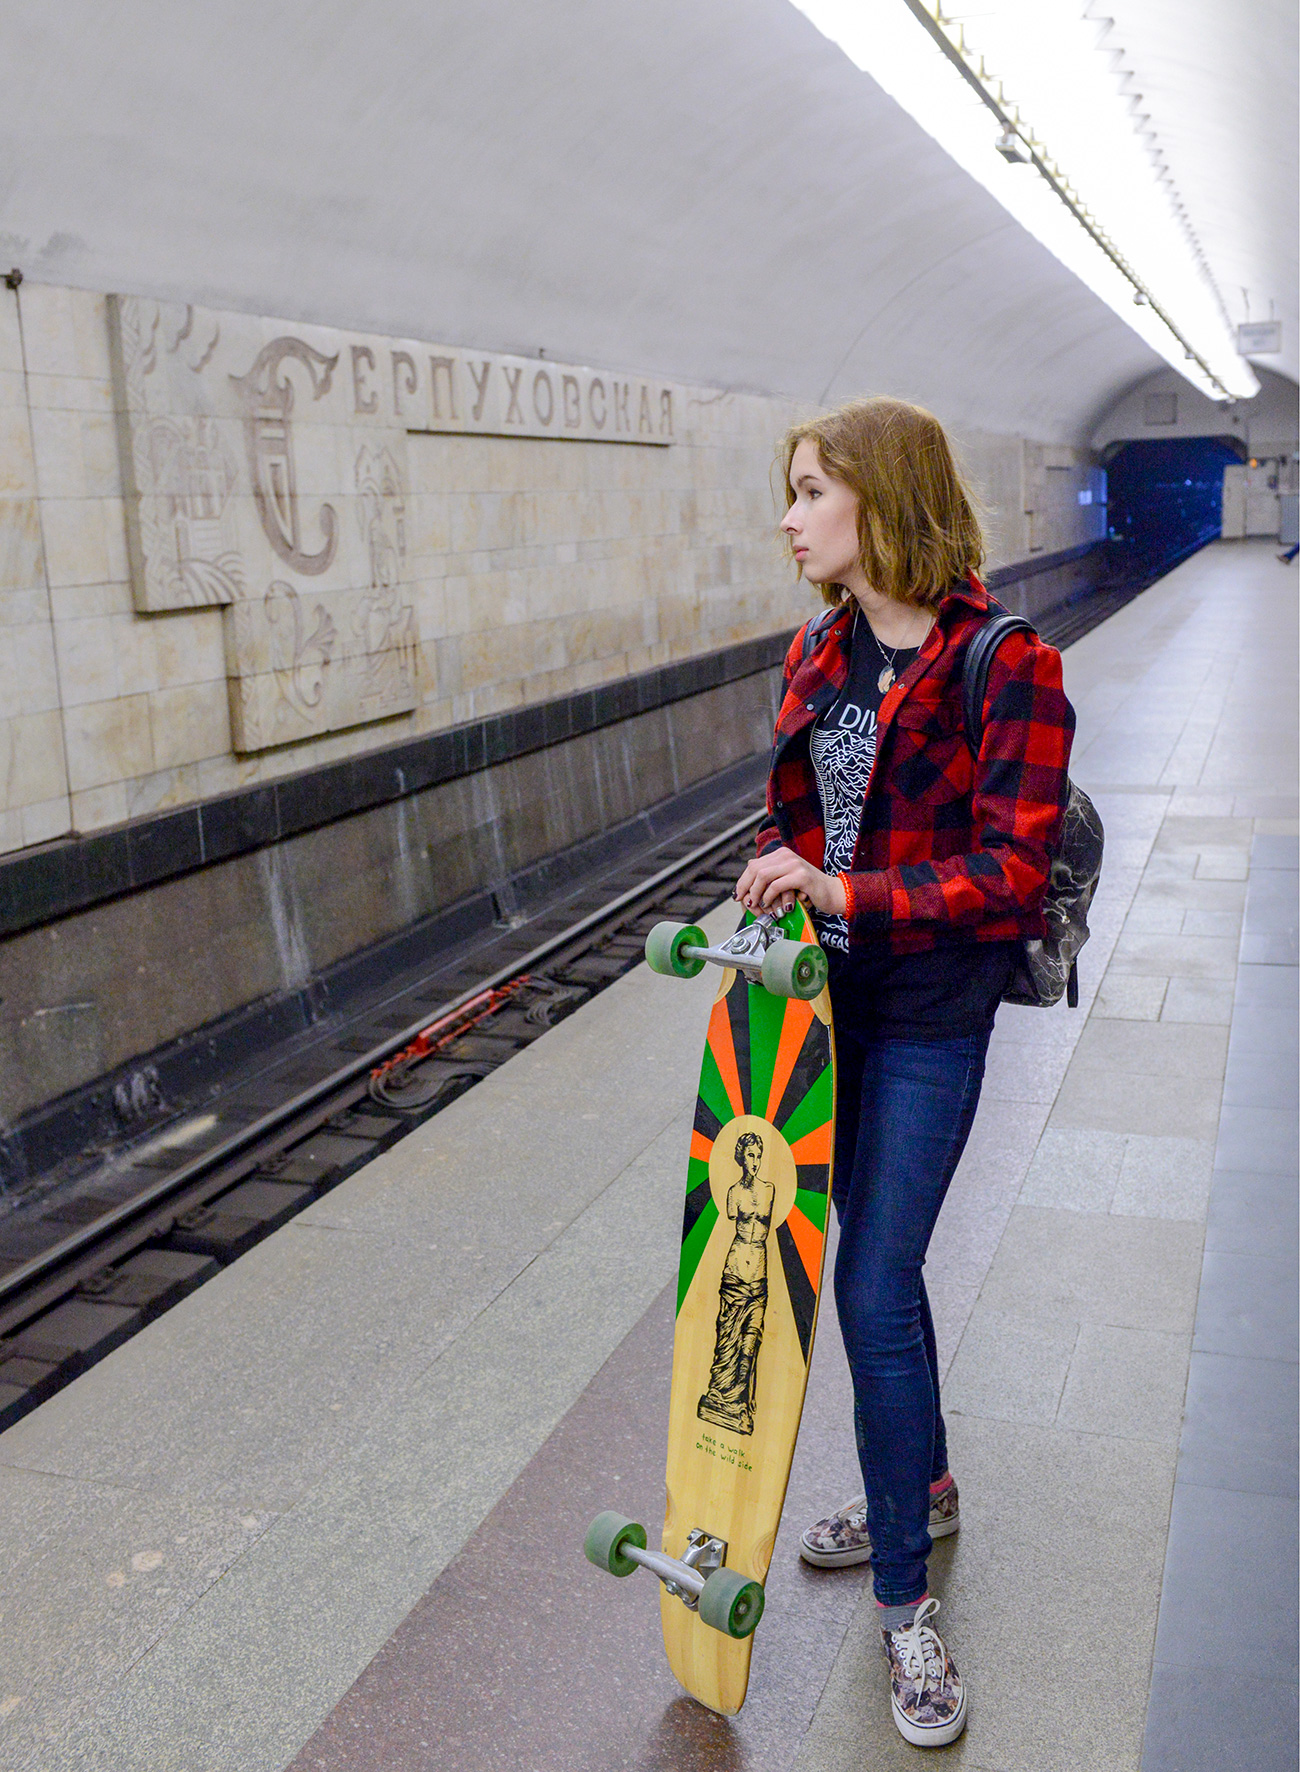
[810,614,916,954]
[809,610,1016,1038]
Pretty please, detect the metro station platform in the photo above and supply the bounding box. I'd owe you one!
[1,540,1295,1772]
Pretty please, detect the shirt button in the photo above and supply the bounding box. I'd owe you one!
[805,702,815,711]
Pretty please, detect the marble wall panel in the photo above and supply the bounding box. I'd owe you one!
[0,287,71,854]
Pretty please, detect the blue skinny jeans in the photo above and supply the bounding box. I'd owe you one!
[830,1014,990,1606]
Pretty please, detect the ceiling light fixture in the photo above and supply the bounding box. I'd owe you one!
[788,0,1259,402]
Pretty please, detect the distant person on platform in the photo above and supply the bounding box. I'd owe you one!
[734,397,1074,1749]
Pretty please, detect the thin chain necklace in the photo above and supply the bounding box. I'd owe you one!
[860,608,934,692]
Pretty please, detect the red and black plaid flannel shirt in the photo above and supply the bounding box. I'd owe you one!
[756,573,1075,953]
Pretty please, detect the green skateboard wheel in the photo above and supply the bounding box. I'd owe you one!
[645,921,707,978]
[583,1510,647,1576]
[698,1566,765,1638]
[761,938,828,1000]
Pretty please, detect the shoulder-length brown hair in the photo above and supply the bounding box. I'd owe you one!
[781,397,983,612]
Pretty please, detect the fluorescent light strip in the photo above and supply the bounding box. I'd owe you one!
[790,0,1259,402]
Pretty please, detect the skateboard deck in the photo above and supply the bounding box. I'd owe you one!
[661,902,835,1714]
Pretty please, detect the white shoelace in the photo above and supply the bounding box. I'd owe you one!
[887,1596,949,1701]
[832,1494,868,1523]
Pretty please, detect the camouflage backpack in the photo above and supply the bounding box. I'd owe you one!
[961,612,1104,1008]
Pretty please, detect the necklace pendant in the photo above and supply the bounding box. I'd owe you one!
[878,665,895,693]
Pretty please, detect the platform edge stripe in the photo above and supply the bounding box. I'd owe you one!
[763,994,814,1121]
[745,978,788,1123]
[793,1184,828,1232]
[776,1219,817,1361]
[677,1196,719,1314]
[773,1060,832,1151]
[706,994,746,1120]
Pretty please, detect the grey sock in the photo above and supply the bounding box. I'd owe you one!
[878,1599,924,1631]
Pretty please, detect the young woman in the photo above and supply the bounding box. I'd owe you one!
[734,397,1074,1748]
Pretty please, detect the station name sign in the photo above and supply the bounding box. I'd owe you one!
[350,341,675,445]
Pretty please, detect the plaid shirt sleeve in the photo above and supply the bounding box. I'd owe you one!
[840,630,1074,937]
[755,627,807,857]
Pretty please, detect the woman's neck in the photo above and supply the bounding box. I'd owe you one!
[845,581,935,650]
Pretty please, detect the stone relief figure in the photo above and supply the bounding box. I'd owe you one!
[230,338,340,575]
[697,1131,774,1437]
[146,415,245,605]
[265,581,336,733]
[353,445,418,714]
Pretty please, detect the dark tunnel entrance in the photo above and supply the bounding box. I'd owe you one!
[1101,434,1245,585]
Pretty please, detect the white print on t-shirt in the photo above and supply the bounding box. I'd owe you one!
[809,703,877,952]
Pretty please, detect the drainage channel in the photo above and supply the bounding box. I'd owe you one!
[0,812,761,1435]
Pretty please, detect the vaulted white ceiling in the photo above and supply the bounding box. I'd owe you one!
[0,0,1291,443]
[1097,0,1298,386]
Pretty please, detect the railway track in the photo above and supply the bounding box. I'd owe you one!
[0,808,763,1433]
[0,563,1174,1435]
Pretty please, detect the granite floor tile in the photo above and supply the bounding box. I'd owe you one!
[977,1039,1072,1105]
[1142,1664,1300,1772]
[1204,1169,1299,1255]
[1221,1048,1299,1109]
[1152,1482,1298,1678]
[1252,833,1300,870]
[1192,1251,1299,1361]
[976,1208,1204,1336]
[1093,974,1169,1020]
[1214,1103,1299,1175]
[1159,976,1236,1023]
[1176,1351,1299,1499]
[942,1309,1079,1425]
[927,1280,982,1384]
[1180,908,1243,938]
[1019,1126,1126,1212]
[1107,931,1239,980]
[1112,1135,1215,1221]
[1049,1066,1223,1140]
[1068,1017,1229,1082]
[1056,1323,1191,1444]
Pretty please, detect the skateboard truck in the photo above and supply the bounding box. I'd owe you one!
[584,1511,765,1639]
[644,911,828,1001]
[661,1529,726,1609]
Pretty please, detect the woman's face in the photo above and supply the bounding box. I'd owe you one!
[781,439,861,588]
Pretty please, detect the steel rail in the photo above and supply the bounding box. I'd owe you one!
[0,808,763,1315]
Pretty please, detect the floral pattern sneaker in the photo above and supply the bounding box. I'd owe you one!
[798,1477,960,1568]
[881,1596,968,1747]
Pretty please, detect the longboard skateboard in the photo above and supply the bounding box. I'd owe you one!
[584,903,835,1714]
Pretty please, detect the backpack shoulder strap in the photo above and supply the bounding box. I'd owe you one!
[961,611,1036,752]
[800,604,840,662]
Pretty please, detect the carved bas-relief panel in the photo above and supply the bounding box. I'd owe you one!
[108,296,420,751]
[108,297,677,753]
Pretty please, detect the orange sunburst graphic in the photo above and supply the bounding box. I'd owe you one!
[789,1122,833,1167]
[765,995,814,1120]
[784,1204,823,1295]
[690,1129,714,1166]
[705,995,745,1119]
